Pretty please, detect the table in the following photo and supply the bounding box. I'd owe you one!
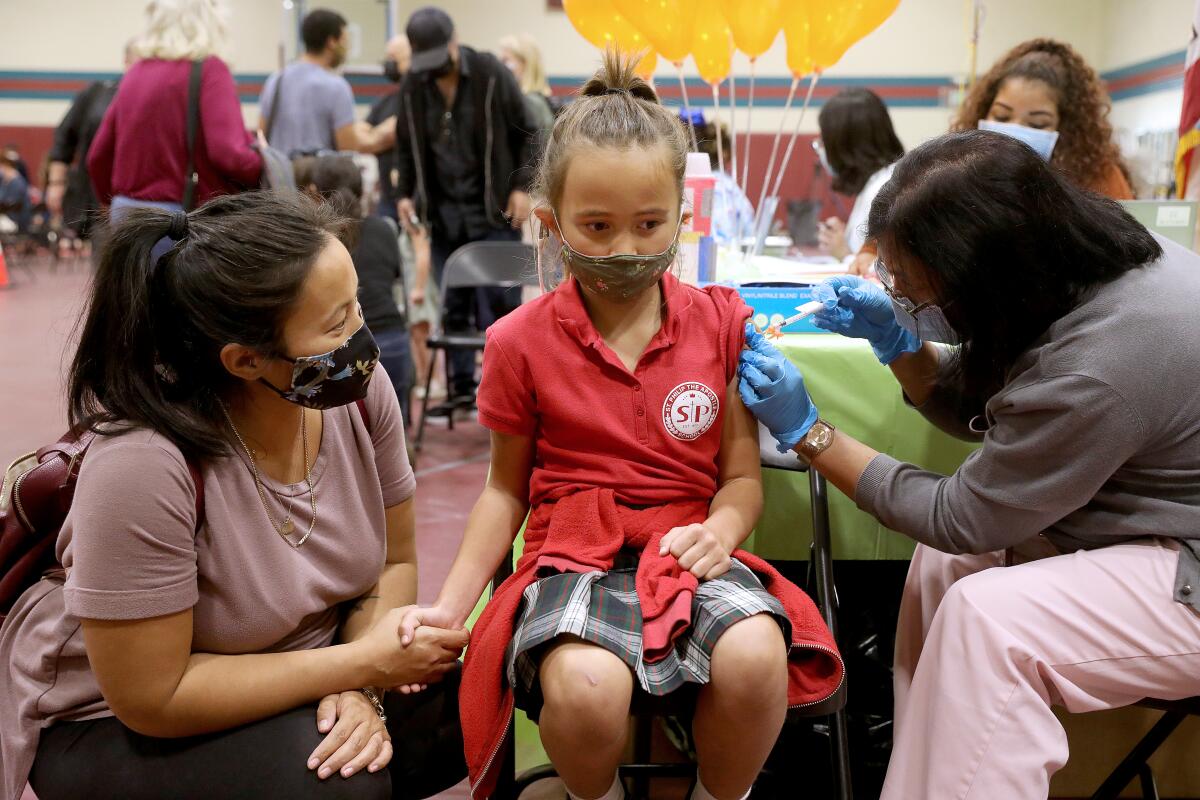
[749,333,979,561]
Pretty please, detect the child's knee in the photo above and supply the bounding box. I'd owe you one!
[710,614,788,693]
[539,642,632,732]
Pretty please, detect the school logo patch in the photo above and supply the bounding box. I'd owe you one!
[662,382,720,441]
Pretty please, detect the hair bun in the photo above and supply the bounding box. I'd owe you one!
[578,49,660,104]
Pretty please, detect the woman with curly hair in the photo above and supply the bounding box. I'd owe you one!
[954,38,1133,199]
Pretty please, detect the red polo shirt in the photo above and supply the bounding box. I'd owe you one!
[477,273,752,506]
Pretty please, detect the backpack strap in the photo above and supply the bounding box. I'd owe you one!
[265,66,285,145]
[182,59,203,211]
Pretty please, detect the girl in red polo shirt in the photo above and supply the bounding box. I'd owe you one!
[400,52,842,800]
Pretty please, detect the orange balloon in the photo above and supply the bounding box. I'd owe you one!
[718,0,782,59]
[787,0,899,71]
[635,50,658,79]
[564,0,655,57]
[781,2,814,76]
[612,0,698,64]
[691,0,732,85]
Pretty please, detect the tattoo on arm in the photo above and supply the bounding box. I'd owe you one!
[351,595,382,612]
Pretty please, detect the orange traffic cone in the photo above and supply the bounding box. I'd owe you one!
[0,242,8,290]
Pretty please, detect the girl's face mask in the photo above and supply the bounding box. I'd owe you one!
[550,211,682,301]
[260,320,381,409]
[978,119,1059,162]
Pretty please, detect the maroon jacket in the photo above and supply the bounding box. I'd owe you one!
[88,56,262,206]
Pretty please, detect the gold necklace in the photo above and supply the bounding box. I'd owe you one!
[221,404,318,548]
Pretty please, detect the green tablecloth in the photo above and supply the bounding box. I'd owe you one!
[747,333,978,561]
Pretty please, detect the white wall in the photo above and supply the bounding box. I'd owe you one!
[0,0,1190,149]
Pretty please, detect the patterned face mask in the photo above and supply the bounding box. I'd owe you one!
[552,211,682,301]
[260,321,381,409]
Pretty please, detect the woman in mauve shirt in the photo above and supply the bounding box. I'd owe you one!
[0,191,467,800]
[87,0,262,217]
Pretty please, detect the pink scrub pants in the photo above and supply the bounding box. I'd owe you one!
[883,537,1200,799]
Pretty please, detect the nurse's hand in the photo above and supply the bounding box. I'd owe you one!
[811,275,921,365]
[738,325,818,452]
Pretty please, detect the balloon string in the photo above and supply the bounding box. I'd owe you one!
[741,58,757,195]
[748,75,799,256]
[713,82,725,178]
[768,70,821,206]
[728,70,742,247]
[676,65,699,152]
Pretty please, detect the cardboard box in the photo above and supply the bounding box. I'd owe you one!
[735,282,830,334]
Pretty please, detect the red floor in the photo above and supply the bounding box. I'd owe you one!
[2,255,478,799]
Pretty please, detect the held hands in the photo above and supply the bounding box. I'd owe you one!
[309,690,391,781]
[738,325,818,452]
[660,523,732,581]
[359,606,466,694]
[811,275,921,365]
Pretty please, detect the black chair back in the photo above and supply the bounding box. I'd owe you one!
[440,240,538,292]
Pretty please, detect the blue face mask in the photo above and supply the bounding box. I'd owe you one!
[978,119,1059,162]
[812,139,836,177]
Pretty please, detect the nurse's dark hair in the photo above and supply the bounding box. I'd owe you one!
[68,190,354,462]
[532,48,689,209]
[867,129,1162,401]
[818,88,904,196]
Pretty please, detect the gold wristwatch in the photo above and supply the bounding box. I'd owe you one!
[796,419,836,465]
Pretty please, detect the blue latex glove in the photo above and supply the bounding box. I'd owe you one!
[738,325,819,452]
[811,275,921,365]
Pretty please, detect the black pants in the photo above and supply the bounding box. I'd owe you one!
[431,227,522,398]
[30,668,465,800]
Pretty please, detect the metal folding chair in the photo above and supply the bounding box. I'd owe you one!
[413,240,536,458]
[484,424,852,800]
[1091,696,1200,800]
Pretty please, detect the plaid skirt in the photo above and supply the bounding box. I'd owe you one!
[505,551,790,720]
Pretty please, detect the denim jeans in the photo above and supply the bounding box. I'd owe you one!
[373,325,414,428]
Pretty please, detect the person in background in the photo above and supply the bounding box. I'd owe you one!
[46,41,135,242]
[498,33,556,133]
[394,6,535,408]
[954,38,1133,199]
[259,8,395,157]
[309,154,415,427]
[814,88,904,276]
[87,0,262,219]
[0,153,32,234]
[688,113,754,248]
[370,34,412,222]
[2,145,29,183]
[367,36,441,405]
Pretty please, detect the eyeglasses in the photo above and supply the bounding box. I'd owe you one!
[874,258,932,316]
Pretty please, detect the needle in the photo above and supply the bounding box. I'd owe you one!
[765,300,825,339]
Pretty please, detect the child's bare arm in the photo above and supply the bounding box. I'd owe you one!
[399,431,533,641]
[660,379,764,580]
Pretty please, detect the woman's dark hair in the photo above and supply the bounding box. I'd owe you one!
[309,155,363,219]
[69,190,354,461]
[953,38,1125,193]
[867,129,1162,402]
[818,88,904,196]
